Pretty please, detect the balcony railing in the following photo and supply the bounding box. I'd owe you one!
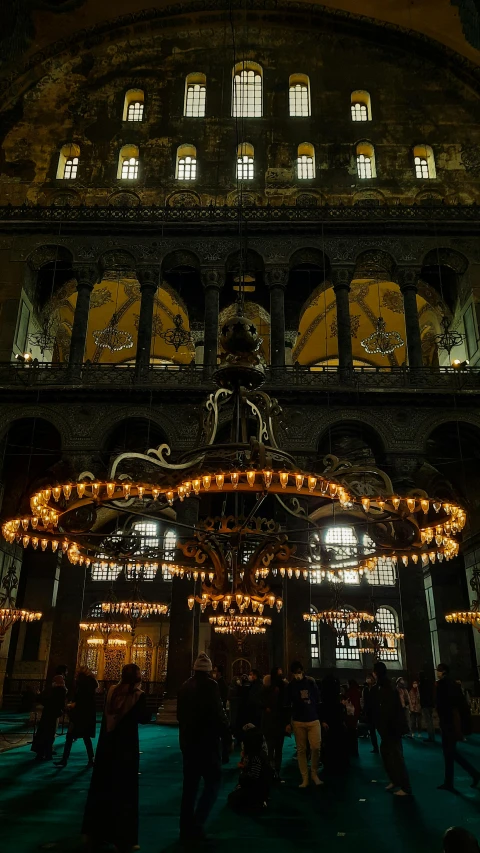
[1,202,480,225]
[3,362,480,392]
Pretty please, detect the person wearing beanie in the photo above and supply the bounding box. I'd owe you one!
[371,661,411,797]
[177,652,231,843]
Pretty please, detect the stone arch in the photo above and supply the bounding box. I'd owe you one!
[0,405,69,446]
[306,410,393,455]
[90,408,182,456]
[353,249,396,281]
[288,247,330,271]
[0,415,63,518]
[422,248,469,276]
[317,419,386,466]
[224,249,267,311]
[162,250,200,273]
[27,244,73,272]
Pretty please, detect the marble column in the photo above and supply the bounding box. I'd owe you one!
[135,266,160,373]
[397,268,423,369]
[68,265,99,369]
[201,269,223,374]
[331,266,355,372]
[265,266,288,369]
[165,498,200,698]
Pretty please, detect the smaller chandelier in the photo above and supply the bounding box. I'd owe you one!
[80,621,131,639]
[0,607,42,648]
[189,592,283,615]
[209,611,272,636]
[434,316,466,357]
[361,317,404,355]
[446,611,480,629]
[360,646,399,657]
[93,325,134,352]
[101,601,168,619]
[304,609,375,628]
[87,637,127,648]
[159,314,192,351]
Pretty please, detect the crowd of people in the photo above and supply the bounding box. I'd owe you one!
[28,656,480,851]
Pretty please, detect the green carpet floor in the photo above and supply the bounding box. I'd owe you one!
[1,716,480,853]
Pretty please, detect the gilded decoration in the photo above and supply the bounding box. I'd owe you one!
[382,290,404,314]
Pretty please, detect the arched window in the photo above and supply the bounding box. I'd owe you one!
[375,606,401,663]
[123,89,145,122]
[237,143,254,180]
[310,606,320,663]
[363,535,396,585]
[176,144,197,180]
[356,141,376,179]
[351,90,372,122]
[56,143,80,179]
[335,608,360,662]
[162,529,176,581]
[297,142,315,179]
[414,145,436,180]
[131,520,159,580]
[289,74,310,117]
[117,144,139,180]
[232,62,262,117]
[185,73,206,117]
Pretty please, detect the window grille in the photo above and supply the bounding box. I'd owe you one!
[237,155,254,180]
[63,157,78,179]
[357,154,372,179]
[233,69,262,117]
[297,155,314,179]
[177,155,197,180]
[376,607,399,661]
[185,84,206,117]
[351,102,368,121]
[127,101,144,122]
[290,83,310,116]
[162,530,176,581]
[121,157,139,179]
[415,156,430,179]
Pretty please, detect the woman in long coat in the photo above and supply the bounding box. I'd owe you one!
[56,666,98,767]
[82,663,151,852]
[31,666,68,761]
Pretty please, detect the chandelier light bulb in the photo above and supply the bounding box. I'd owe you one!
[406,498,416,512]
[247,471,256,487]
[361,498,370,513]
[295,474,304,491]
[166,491,174,505]
[308,476,317,492]
[263,470,273,488]
[202,475,211,491]
[106,483,115,498]
[392,497,401,511]
[215,473,225,490]
[279,472,289,489]
[52,486,61,502]
[152,487,160,500]
[231,472,239,489]
[77,483,85,498]
[123,483,131,499]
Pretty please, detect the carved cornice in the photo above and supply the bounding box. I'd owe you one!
[3,0,480,100]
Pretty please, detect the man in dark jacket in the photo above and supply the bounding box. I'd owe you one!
[371,661,411,796]
[419,670,436,742]
[177,653,230,842]
[286,660,322,787]
[362,675,379,753]
[436,662,480,792]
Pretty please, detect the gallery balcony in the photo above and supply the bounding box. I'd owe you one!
[1,362,479,396]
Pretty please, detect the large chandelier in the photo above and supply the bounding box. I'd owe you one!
[304,609,375,628]
[0,565,41,649]
[361,317,404,355]
[0,308,467,628]
[87,637,127,648]
[79,621,131,644]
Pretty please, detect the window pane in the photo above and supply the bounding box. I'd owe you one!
[64,157,78,179]
[464,304,478,359]
[351,102,368,121]
[233,70,262,117]
[122,157,138,179]
[357,154,372,179]
[325,526,358,569]
[376,607,399,661]
[290,84,309,117]
[127,101,144,122]
[415,156,429,179]
[185,84,206,117]
[335,614,360,660]
[162,530,176,580]
[237,155,254,180]
[178,156,197,180]
[297,155,314,179]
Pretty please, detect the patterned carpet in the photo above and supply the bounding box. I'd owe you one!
[1,715,480,852]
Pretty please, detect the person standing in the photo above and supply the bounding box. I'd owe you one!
[396,677,412,736]
[31,665,68,761]
[408,680,422,738]
[286,661,322,788]
[372,661,411,797]
[436,662,480,792]
[246,669,263,728]
[56,666,98,767]
[362,675,379,753]
[212,665,228,709]
[177,653,230,843]
[261,667,289,779]
[419,670,436,742]
[82,663,151,852]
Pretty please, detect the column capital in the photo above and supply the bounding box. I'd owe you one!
[396,266,421,292]
[136,266,160,290]
[265,265,289,289]
[73,264,99,291]
[201,268,224,289]
[330,265,355,291]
